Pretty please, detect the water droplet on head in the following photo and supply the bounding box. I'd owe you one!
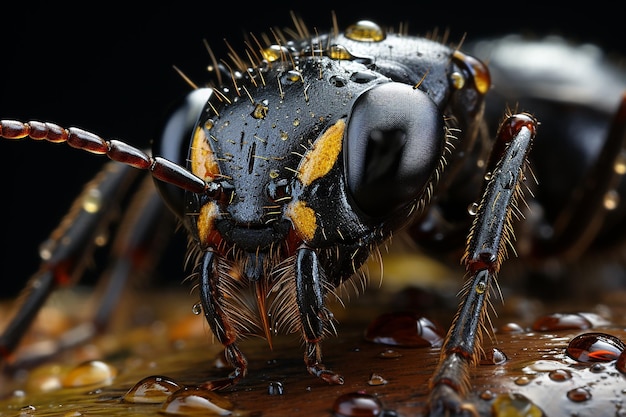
[450,72,465,89]
[344,20,386,42]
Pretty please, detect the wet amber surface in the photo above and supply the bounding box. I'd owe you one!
[2,254,626,417]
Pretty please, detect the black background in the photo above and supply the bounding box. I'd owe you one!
[1,1,624,297]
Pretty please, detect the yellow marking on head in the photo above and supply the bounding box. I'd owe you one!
[197,201,218,245]
[191,126,219,180]
[297,119,345,186]
[286,200,317,242]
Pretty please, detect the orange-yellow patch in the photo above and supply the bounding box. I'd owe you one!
[190,126,219,180]
[297,119,344,186]
[286,200,317,242]
[197,202,218,246]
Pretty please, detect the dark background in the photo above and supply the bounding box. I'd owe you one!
[1,1,624,297]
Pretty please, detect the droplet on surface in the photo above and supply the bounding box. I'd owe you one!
[364,312,444,347]
[344,20,386,42]
[62,360,117,387]
[367,373,388,386]
[160,386,234,416]
[566,387,592,402]
[332,391,383,417]
[548,369,572,382]
[491,393,545,417]
[566,332,625,362]
[480,347,508,365]
[514,376,531,386]
[378,349,402,359]
[498,322,525,333]
[123,375,181,404]
[531,312,592,331]
[267,381,284,396]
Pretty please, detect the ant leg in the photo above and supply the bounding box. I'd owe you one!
[0,161,139,367]
[198,250,248,391]
[427,113,537,416]
[295,246,344,385]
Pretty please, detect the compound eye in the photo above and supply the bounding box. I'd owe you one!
[345,82,444,218]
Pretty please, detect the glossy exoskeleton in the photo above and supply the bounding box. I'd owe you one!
[1,17,625,416]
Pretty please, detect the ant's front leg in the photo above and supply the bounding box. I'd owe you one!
[427,113,538,416]
[295,246,344,385]
[198,250,248,391]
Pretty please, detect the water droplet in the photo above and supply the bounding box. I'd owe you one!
[468,202,479,216]
[268,381,284,395]
[62,360,117,388]
[480,347,508,365]
[344,20,386,42]
[332,391,383,417]
[531,312,592,332]
[292,118,300,127]
[328,45,354,60]
[566,332,625,362]
[378,349,402,359]
[491,393,545,416]
[364,312,444,348]
[367,373,388,386]
[279,131,288,141]
[261,45,290,62]
[498,322,525,333]
[590,363,605,373]
[123,375,181,404]
[566,387,591,402]
[192,302,202,315]
[350,71,378,84]
[160,386,234,416]
[514,376,531,386]
[548,369,572,382]
[450,71,465,90]
[284,70,302,83]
